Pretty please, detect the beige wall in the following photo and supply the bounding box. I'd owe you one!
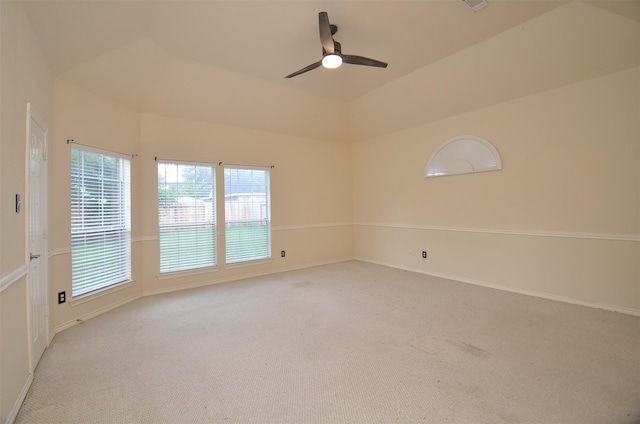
[1,1,638,422]
[49,79,144,330]
[352,68,640,313]
[140,56,351,144]
[0,1,52,422]
[48,91,353,329]
[57,38,351,144]
[139,114,353,296]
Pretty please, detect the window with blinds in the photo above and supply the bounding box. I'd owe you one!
[158,161,216,273]
[71,146,131,297]
[224,166,271,264]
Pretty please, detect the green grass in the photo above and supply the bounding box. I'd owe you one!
[159,227,215,272]
[71,234,130,295]
[224,224,269,263]
[159,224,269,271]
[74,225,270,276]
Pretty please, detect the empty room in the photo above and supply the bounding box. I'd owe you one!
[1,0,638,423]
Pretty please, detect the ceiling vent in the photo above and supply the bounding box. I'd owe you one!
[461,0,490,12]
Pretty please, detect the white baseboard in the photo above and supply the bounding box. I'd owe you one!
[54,293,143,333]
[355,257,640,317]
[143,257,353,297]
[55,258,352,332]
[5,374,33,424]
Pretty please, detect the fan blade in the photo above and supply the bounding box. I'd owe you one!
[285,61,322,78]
[319,12,335,54]
[342,55,388,68]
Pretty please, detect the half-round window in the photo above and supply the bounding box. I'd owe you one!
[425,135,502,178]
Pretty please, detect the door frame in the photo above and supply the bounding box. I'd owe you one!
[26,102,50,373]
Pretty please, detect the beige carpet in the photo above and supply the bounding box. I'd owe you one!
[16,261,640,423]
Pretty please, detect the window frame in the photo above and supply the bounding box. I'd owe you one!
[70,144,131,298]
[223,165,271,265]
[157,160,218,275]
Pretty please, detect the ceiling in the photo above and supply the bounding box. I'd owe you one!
[20,0,640,141]
[22,0,578,102]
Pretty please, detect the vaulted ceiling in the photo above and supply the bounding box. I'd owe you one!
[22,0,640,142]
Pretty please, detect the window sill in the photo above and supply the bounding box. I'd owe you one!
[71,280,133,307]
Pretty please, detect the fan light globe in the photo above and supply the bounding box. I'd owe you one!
[322,54,342,69]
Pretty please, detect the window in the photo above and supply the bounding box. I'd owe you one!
[425,135,502,178]
[158,161,216,273]
[224,167,271,264]
[71,146,131,297]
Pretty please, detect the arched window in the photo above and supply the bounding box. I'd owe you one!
[425,135,502,178]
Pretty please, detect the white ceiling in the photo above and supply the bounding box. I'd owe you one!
[21,0,640,141]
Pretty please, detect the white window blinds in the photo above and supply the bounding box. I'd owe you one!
[158,161,217,273]
[71,146,131,297]
[224,167,271,264]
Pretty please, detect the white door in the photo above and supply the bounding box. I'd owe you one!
[27,103,49,371]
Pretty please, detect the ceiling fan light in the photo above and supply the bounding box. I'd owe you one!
[322,54,342,69]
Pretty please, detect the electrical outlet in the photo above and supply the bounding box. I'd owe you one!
[58,291,66,304]
[281,250,286,258]
[422,251,427,259]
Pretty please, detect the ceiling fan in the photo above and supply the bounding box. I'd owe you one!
[285,11,388,78]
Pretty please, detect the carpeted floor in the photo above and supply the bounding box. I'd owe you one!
[15,261,640,423]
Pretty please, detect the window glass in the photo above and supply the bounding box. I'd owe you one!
[158,161,216,273]
[71,146,131,297]
[224,167,271,264]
